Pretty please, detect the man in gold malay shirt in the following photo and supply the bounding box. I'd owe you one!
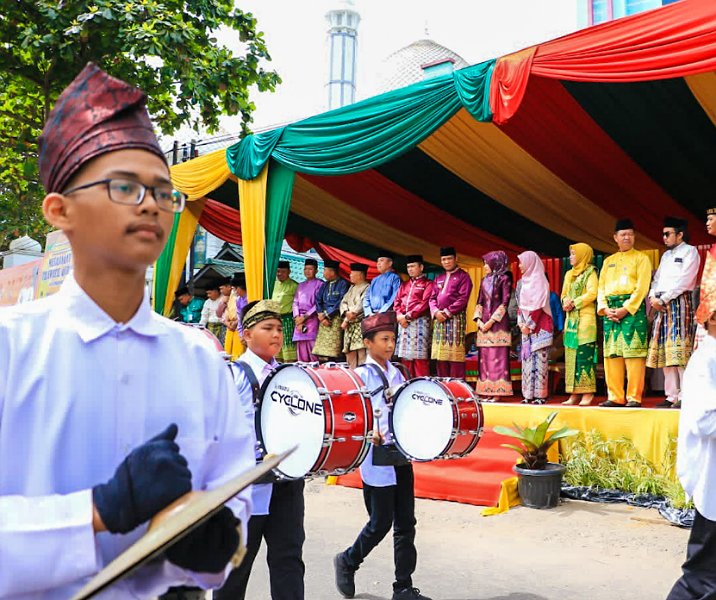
[271,260,299,362]
[597,219,652,407]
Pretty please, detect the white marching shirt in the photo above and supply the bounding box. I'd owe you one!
[676,334,716,520]
[355,356,406,488]
[649,242,701,303]
[0,276,256,599]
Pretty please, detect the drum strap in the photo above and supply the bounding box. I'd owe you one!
[230,360,260,404]
[364,363,390,397]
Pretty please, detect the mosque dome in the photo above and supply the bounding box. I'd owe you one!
[377,38,470,93]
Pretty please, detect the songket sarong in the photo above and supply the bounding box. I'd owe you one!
[397,315,431,361]
[646,293,694,369]
[603,295,648,359]
[207,322,225,345]
[313,317,344,359]
[277,313,298,362]
[565,343,597,394]
[475,346,513,396]
[431,311,467,363]
[522,348,550,400]
[343,320,365,354]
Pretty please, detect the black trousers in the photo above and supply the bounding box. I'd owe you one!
[215,479,305,600]
[667,509,716,600]
[344,464,417,592]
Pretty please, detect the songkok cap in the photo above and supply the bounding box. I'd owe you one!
[361,311,397,337]
[350,262,368,273]
[405,254,424,265]
[614,218,635,232]
[206,282,221,292]
[218,277,231,286]
[242,299,281,330]
[174,286,190,298]
[38,63,165,194]
[376,249,394,260]
[231,273,246,287]
[277,260,290,269]
[324,259,340,270]
[304,258,318,267]
[440,246,457,257]
[663,216,687,229]
[707,206,716,216]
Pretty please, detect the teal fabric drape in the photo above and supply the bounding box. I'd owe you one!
[264,160,296,297]
[227,60,495,180]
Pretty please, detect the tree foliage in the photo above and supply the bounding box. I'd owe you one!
[0,0,280,251]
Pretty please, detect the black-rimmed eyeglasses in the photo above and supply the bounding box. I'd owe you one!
[62,178,187,213]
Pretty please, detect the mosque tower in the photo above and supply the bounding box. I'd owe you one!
[325,0,360,109]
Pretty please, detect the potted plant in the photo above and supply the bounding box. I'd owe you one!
[494,411,578,509]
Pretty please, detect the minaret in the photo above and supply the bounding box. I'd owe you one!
[325,0,360,110]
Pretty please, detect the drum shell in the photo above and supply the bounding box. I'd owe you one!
[257,363,372,479]
[439,379,484,457]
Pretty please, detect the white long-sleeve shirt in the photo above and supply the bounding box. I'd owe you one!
[0,276,255,599]
[200,297,223,326]
[649,242,701,305]
[231,349,279,515]
[676,334,716,520]
[355,356,405,487]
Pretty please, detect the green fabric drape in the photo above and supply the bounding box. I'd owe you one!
[227,60,495,180]
[264,160,296,297]
[152,212,181,314]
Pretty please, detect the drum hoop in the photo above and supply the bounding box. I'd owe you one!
[387,376,455,462]
[336,364,373,472]
[256,362,329,480]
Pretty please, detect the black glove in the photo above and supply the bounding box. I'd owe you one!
[92,423,192,534]
[166,507,240,573]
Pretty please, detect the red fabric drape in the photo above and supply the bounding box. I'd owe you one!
[510,259,562,295]
[491,0,716,121]
[489,47,536,125]
[315,242,380,280]
[285,233,315,253]
[301,170,525,257]
[199,198,243,244]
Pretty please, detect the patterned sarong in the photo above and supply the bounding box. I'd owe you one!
[343,320,365,353]
[431,311,467,362]
[565,342,597,394]
[312,317,344,359]
[397,315,431,361]
[646,293,694,368]
[277,313,297,362]
[603,295,648,359]
[207,322,225,345]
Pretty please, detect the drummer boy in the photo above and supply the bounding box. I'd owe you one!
[334,311,432,600]
[216,300,307,600]
[0,63,255,597]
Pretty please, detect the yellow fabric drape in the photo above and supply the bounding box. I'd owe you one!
[171,148,232,201]
[464,266,483,335]
[238,165,268,301]
[292,176,483,267]
[418,109,663,253]
[162,199,206,315]
[686,71,716,128]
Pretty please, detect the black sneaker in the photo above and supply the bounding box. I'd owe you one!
[392,588,432,600]
[334,553,355,598]
[655,400,674,408]
[672,400,682,409]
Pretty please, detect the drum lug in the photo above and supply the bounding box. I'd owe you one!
[347,389,365,396]
[351,435,365,441]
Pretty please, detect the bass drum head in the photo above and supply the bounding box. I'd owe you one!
[391,378,454,461]
[260,366,325,478]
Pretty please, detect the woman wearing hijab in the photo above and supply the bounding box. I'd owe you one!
[473,251,514,402]
[516,251,554,404]
[561,243,599,406]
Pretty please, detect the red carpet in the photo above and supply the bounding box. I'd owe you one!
[336,427,517,507]
[336,394,671,507]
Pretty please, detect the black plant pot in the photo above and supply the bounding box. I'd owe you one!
[513,462,566,509]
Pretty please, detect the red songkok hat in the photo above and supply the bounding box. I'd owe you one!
[361,311,397,337]
[38,62,166,193]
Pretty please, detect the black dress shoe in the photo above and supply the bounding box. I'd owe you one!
[599,400,625,407]
[672,400,682,408]
[334,552,355,598]
[393,588,433,600]
[655,400,674,408]
[625,401,642,408]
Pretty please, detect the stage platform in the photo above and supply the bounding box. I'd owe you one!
[335,395,679,511]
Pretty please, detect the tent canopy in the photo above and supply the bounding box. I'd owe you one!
[156,0,716,313]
